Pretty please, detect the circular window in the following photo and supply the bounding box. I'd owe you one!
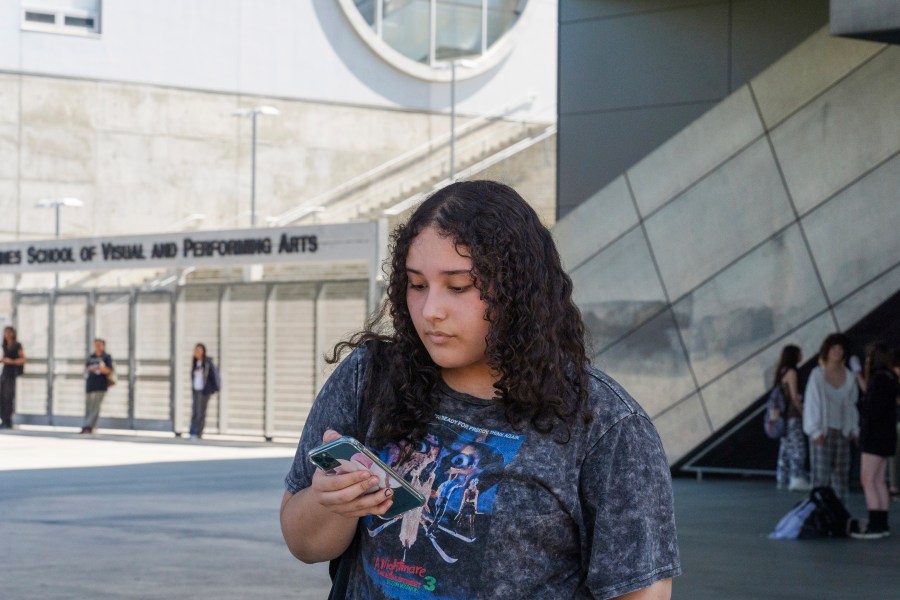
[338,0,528,81]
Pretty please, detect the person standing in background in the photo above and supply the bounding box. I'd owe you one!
[803,333,859,501]
[852,342,899,539]
[890,349,900,502]
[774,344,809,491]
[188,343,220,440]
[81,338,113,434]
[1,326,26,429]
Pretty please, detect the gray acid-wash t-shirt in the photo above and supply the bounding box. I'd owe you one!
[285,347,680,599]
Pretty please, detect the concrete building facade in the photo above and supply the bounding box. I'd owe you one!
[0,0,558,436]
[556,1,900,464]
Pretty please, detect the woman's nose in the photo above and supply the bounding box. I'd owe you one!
[422,289,446,321]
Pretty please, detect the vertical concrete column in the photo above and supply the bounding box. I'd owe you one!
[218,286,231,433]
[264,283,277,441]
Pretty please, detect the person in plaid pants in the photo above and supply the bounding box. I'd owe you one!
[803,334,859,501]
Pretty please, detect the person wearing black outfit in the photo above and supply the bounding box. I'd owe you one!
[852,342,899,539]
[81,338,114,434]
[188,343,220,439]
[1,326,26,429]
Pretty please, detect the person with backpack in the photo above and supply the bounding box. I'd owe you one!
[279,181,680,599]
[187,342,220,440]
[0,326,26,429]
[852,342,899,539]
[773,344,810,491]
[803,333,859,501]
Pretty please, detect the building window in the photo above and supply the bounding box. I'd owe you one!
[21,0,101,35]
[351,0,526,66]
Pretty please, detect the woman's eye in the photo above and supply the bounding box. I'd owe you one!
[449,285,472,293]
[408,283,425,290]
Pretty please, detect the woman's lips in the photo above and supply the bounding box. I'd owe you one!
[426,330,452,344]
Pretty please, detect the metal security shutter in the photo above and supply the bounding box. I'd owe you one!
[52,294,89,417]
[15,294,50,417]
[176,285,221,435]
[134,291,173,423]
[268,283,317,438]
[316,281,368,392]
[95,293,131,422]
[221,284,266,435]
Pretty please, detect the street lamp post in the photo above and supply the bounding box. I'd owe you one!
[435,59,477,182]
[232,105,280,227]
[36,197,83,288]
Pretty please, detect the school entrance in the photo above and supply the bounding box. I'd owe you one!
[2,222,382,439]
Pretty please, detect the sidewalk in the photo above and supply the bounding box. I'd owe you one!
[0,427,330,600]
[0,426,297,471]
[3,428,899,599]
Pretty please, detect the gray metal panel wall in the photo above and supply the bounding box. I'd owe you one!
[134,293,173,421]
[95,293,131,420]
[553,28,899,463]
[52,294,89,417]
[268,283,317,439]
[558,0,829,217]
[177,286,222,434]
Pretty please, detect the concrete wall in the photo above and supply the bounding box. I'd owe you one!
[0,1,559,291]
[557,0,829,217]
[0,72,447,242]
[553,28,900,463]
[3,0,557,123]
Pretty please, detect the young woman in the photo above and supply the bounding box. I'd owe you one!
[890,349,900,501]
[773,344,809,491]
[803,333,859,501]
[1,326,26,429]
[281,181,680,599]
[852,342,898,539]
[188,343,220,439]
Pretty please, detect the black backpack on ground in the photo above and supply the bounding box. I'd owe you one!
[770,486,852,540]
[807,486,851,538]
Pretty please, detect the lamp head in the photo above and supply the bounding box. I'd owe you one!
[36,197,83,208]
[232,105,280,117]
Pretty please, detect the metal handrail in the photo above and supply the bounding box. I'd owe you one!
[271,94,537,226]
[327,119,544,221]
[383,123,556,217]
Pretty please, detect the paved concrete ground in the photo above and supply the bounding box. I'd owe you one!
[674,475,900,599]
[3,428,899,599]
[1,428,331,599]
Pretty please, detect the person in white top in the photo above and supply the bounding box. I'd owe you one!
[188,343,220,439]
[803,333,859,501]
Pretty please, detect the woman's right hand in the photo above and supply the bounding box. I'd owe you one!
[309,430,394,518]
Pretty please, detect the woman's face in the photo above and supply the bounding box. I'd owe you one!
[3,328,12,343]
[194,346,204,361]
[405,226,492,388]
[827,343,844,364]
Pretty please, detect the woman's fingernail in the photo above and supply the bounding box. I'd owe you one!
[384,488,393,497]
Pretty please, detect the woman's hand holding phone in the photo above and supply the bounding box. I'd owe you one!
[309,429,394,518]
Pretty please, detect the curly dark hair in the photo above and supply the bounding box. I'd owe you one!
[331,180,591,450]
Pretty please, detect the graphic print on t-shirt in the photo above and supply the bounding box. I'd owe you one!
[361,413,525,599]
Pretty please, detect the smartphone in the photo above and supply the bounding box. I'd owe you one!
[308,436,425,519]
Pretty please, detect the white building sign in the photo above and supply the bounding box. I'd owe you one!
[0,223,378,274]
